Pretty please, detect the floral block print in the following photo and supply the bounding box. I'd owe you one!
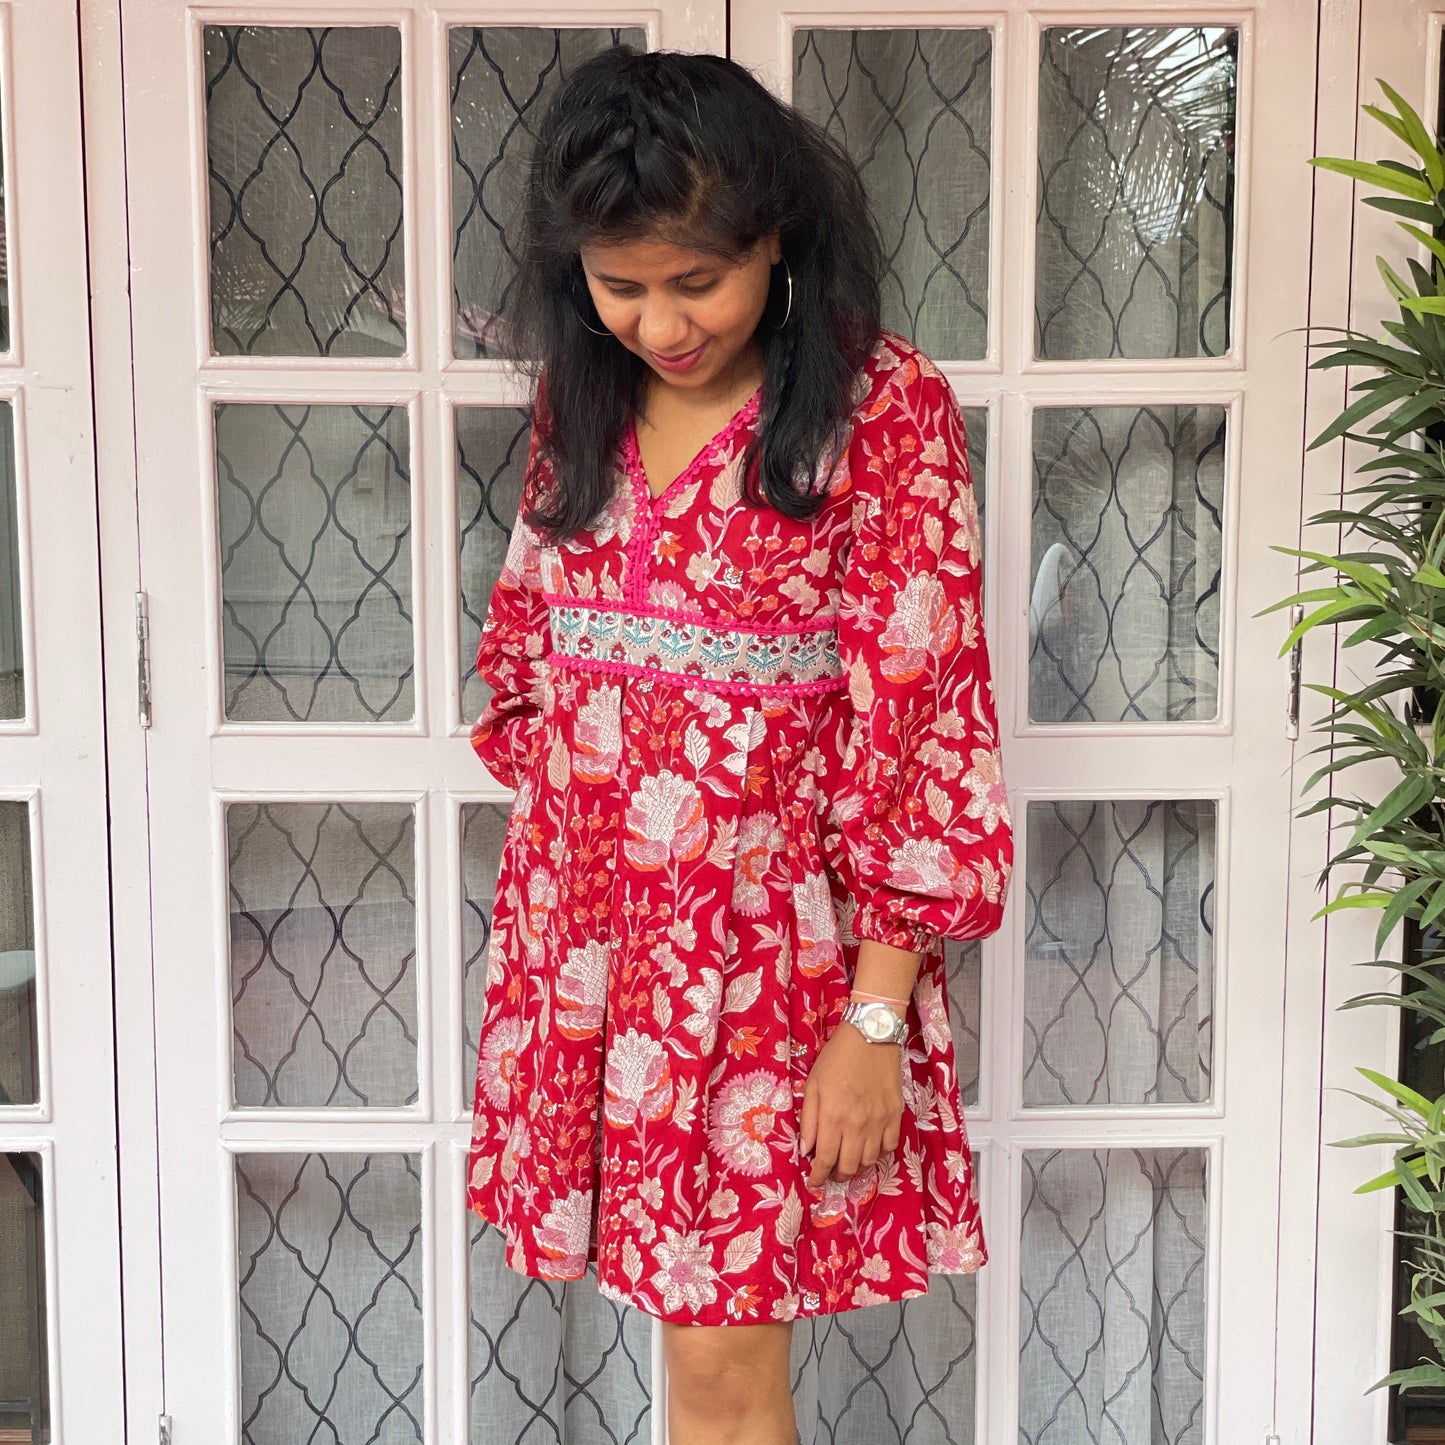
[468,331,1012,1325]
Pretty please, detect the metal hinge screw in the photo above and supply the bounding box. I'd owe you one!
[136,591,152,729]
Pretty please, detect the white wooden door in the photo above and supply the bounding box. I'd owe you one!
[119,4,716,1443]
[730,1,1320,1440]
[1305,4,1445,1443]
[0,1,126,1441]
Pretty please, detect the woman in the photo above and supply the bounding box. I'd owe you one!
[467,45,1011,1445]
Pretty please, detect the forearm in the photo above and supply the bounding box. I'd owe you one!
[851,938,923,1005]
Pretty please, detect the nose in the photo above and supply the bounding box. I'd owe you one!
[635,296,689,353]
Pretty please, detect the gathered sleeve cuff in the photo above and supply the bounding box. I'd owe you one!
[832,360,1013,952]
[469,401,554,792]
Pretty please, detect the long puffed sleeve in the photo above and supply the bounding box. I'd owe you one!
[831,358,1013,952]
[469,411,553,791]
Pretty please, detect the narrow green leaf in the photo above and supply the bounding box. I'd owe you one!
[1311,155,1433,199]
[1378,80,1445,190]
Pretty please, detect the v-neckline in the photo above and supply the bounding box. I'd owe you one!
[625,386,763,509]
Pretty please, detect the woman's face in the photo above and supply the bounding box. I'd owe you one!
[578,230,782,395]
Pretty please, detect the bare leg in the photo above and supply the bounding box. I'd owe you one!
[661,1318,796,1445]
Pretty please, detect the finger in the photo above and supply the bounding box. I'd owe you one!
[799,1086,818,1157]
[859,1132,882,1171]
[835,1134,864,1181]
[808,1122,841,1189]
[881,1120,902,1154]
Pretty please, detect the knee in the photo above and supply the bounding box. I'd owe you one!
[662,1322,790,1421]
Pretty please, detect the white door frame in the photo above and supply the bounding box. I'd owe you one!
[1297,5,1445,1443]
[0,1,126,1441]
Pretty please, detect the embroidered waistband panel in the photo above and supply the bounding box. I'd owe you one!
[547,602,846,697]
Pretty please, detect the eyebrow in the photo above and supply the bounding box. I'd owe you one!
[590,265,718,285]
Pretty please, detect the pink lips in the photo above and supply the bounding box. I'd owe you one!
[648,341,707,373]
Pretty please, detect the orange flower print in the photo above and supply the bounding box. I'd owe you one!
[623,770,708,870]
[878,573,958,683]
[707,1069,792,1175]
[732,811,781,916]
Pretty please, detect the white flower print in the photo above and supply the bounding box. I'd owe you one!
[886,836,974,901]
[624,771,708,870]
[792,871,841,978]
[556,939,608,1039]
[604,1029,674,1128]
[913,970,950,1052]
[681,967,724,1054]
[536,1189,592,1278]
[878,573,957,683]
[962,747,1009,834]
[926,1220,984,1272]
[478,1017,523,1109]
[573,684,622,783]
[651,1227,720,1315]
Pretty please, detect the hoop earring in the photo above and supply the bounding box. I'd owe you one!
[771,258,794,331]
[577,307,611,338]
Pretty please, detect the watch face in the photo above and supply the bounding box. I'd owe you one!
[863,1008,894,1040]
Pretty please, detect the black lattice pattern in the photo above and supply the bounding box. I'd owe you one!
[0,153,10,356]
[791,1180,980,1442]
[0,800,36,1107]
[469,1221,652,1442]
[794,30,990,361]
[451,28,646,358]
[457,407,532,724]
[1019,1148,1207,1445]
[1036,27,1235,360]
[236,1152,423,1444]
[0,1153,47,1441]
[1023,800,1214,1107]
[1029,404,1224,724]
[944,939,981,1110]
[460,802,513,1107]
[205,26,405,357]
[217,402,413,723]
[229,802,417,1109]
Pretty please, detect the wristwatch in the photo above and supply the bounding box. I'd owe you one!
[841,999,909,1045]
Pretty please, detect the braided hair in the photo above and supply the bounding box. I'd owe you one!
[502,47,884,540]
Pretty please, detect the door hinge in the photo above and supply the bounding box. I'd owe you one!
[136,590,152,729]
[1286,605,1303,740]
[158,1415,172,1445]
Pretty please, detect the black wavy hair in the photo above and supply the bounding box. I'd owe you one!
[502,46,885,541]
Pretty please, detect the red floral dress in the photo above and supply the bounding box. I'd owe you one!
[468,330,1012,1325]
